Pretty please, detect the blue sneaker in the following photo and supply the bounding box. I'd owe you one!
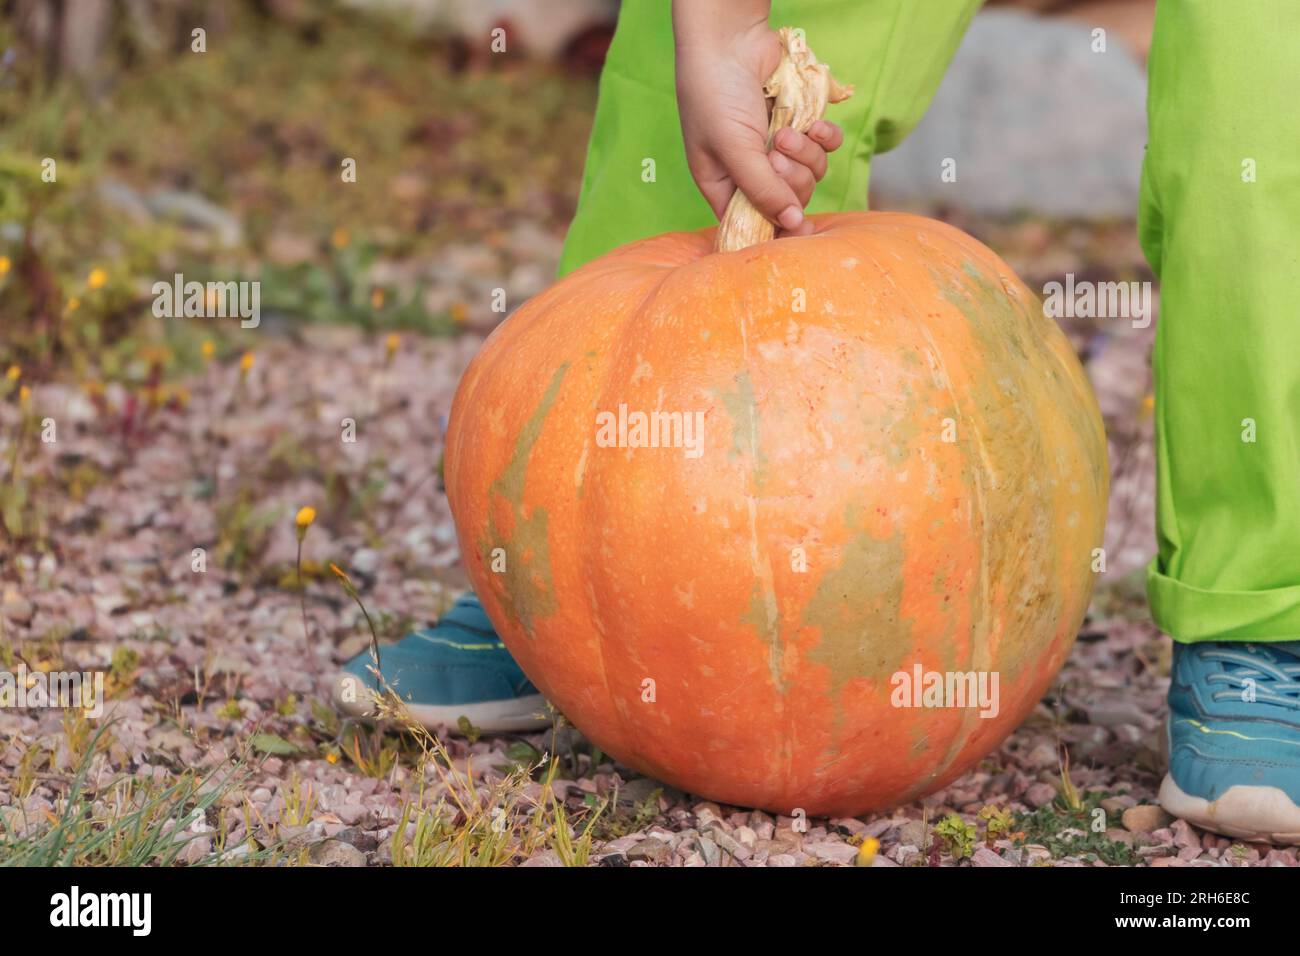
[332,593,548,733]
[1160,641,1300,843]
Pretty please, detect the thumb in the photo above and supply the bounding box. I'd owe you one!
[720,139,805,231]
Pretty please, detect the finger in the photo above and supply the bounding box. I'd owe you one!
[806,120,844,153]
[774,127,829,181]
[697,177,734,221]
[769,150,816,206]
[777,218,817,239]
[720,143,805,231]
[684,150,737,220]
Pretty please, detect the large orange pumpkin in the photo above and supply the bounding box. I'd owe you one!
[445,33,1107,817]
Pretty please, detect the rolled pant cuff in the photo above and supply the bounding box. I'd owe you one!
[1147,559,1300,643]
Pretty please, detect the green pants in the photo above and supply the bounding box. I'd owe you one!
[561,1,1300,644]
[558,0,981,273]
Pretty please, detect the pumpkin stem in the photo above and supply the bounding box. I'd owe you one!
[713,27,854,253]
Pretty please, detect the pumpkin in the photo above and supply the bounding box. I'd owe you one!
[445,30,1107,816]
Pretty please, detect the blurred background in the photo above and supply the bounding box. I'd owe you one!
[0,0,1180,868]
[0,0,1158,587]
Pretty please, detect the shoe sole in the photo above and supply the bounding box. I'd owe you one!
[1159,774,1300,845]
[333,674,549,734]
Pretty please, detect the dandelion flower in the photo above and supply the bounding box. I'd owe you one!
[1141,393,1155,418]
[5,365,19,382]
[854,836,880,867]
[201,340,216,362]
[328,562,380,670]
[326,752,338,765]
[385,332,400,364]
[240,351,255,374]
[87,267,108,290]
[330,227,350,250]
[295,507,318,642]
[66,296,80,314]
[18,385,30,409]
[0,255,10,276]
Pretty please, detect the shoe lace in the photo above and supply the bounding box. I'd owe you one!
[1202,643,1300,708]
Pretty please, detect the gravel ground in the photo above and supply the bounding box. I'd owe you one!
[3,215,1291,868]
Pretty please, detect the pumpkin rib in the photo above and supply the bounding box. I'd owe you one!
[905,233,1095,797]
[447,257,682,770]
[579,262,690,772]
[714,248,797,799]
[926,257,1064,793]
[823,226,992,792]
[741,281,799,809]
[850,232,997,797]
[827,219,1087,801]
[578,264,685,753]
[716,228,913,807]
[766,245,827,807]
[584,245,800,806]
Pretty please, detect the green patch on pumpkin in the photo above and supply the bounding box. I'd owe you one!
[482,363,569,635]
[719,370,770,488]
[803,505,912,704]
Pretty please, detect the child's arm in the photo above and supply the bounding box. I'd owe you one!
[672,0,843,237]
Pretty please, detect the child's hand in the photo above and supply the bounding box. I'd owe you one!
[673,3,843,237]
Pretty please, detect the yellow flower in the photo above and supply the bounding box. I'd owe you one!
[330,227,350,250]
[66,296,80,314]
[371,288,386,310]
[201,340,216,362]
[295,505,317,535]
[0,255,10,276]
[450,302,469,325]
[1141,393,1155,418]
[18,385,31,409]
[328,562,350,584]
[5,365,19,382]
[239,351,255,374]
[385,332,400,357]
[326,752,339,765]
[854,837,880,867]
[87,267,108,290]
